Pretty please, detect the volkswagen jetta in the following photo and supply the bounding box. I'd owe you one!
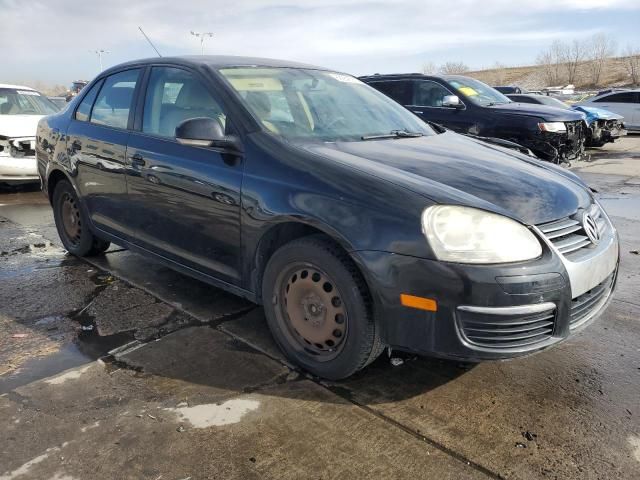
[36,56,619,379]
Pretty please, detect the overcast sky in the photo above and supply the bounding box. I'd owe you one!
[1,0,638,86]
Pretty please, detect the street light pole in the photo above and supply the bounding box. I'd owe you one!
[91,49,110,71]
[190,31,214,55]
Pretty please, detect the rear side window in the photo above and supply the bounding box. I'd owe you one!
[142,67,226,138]
[413,80,455,107]
[90,69,141,129]
[75,80,103,121]
[369,80,413,105]
[594,92,635,103]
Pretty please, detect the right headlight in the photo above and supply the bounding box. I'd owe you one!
[421,205,542,264]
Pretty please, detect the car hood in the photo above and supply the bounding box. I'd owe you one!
[0,114,43,138]
[571,105,624,122]
[488,102,585,122]
[298,132,591,225]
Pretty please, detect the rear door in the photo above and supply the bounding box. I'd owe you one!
[66,68,142,238]
[124,65,244,285]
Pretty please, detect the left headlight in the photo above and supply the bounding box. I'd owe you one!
[538,122,566,133]
[422,205,542,264]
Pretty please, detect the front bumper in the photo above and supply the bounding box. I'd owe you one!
[0,154,39,183]
[352,209,619,361]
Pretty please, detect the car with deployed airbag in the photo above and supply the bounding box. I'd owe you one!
[36,56,618,379]
[1,84,59,185]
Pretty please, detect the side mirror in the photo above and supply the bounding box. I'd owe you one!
[442,95,463,109]
[175,117,241,152]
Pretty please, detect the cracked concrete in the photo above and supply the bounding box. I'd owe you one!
[1,136,639,479]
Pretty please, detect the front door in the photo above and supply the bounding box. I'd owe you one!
[125,66,243,285]
[409,80,475,133]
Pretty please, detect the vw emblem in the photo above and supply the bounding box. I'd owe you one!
[582,212,600,244]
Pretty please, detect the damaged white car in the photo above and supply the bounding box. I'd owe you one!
[1,84,59,185]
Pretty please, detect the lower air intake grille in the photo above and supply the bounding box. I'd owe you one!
[570,272,615,329]
[457,306,556,349]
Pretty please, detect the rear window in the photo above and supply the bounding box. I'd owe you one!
[90,69,140,129]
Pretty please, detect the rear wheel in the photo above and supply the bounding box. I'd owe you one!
[52,180,110,256]
[262,236,383,380]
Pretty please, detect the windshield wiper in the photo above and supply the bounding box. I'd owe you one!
[361,130,424,140]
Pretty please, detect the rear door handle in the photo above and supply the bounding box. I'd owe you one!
[412,110,423,115]
[130,154,145,167]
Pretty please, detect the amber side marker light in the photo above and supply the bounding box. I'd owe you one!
[400,294,438,312]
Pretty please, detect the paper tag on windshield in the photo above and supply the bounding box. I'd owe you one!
[17,90,40,96]
[327,73,362,84]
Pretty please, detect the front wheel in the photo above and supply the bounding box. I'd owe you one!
[52,180,110,256]
[262,236,383,380]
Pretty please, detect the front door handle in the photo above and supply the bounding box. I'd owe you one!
[130,154,145,167]
[412,110,423,115]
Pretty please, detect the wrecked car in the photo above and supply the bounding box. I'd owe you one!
[1,84,59,185]
[507,93,626,147]
[361,74,586,164]
[37,56,618,379]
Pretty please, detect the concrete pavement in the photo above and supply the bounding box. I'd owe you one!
[1,137,639,479]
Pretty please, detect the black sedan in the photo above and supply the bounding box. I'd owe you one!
[361,74,586,164]
[36,56,619,379]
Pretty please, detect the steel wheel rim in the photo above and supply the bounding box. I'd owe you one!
[61,193,82,245]
[275,263,348,360]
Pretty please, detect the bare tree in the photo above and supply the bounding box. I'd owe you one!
[623,44,640,85]
[537,40,564,85]
[491,61,507,85]
[587,33,617,85]
[422,61,437,75]
[559,39,587,84]
[440,61,469,75]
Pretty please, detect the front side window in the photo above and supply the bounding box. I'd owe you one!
[219,68,433,142]
[90,69,140,129]
[0,88,58,115]
[446,77,511,107]
[413,80,455,107]
[75,80,103,122]
[594,92,635,103]
[143,67,227,138]
[368,80,413,105]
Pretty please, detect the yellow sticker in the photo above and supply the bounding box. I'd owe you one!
[458,86,478,97]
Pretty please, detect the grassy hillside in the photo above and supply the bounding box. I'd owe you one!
[468,56,636,90]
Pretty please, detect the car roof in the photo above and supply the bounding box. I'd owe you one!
[359,73,474,83]
[100,55,330,76]
[0,83,36,91]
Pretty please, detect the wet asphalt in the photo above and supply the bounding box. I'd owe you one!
[1,137,639,479]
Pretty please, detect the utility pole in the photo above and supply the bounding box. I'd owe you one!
[91,49,110,71]
[190,31,214,55]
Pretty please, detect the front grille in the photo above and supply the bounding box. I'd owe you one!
[458,306,556,349]
[570,272,615,329]
[537,204,606,259]
[565,120,582,140]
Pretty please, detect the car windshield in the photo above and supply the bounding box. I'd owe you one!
[218,67,434,142]
[0,88,59,115]
[446,77,512,107]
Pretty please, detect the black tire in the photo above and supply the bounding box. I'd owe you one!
[52,180,110,256]
[262,235,384,380]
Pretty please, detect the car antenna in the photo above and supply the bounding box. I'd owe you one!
[138,26,162,57]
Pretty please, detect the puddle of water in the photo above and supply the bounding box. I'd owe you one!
[0,330,134,394]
